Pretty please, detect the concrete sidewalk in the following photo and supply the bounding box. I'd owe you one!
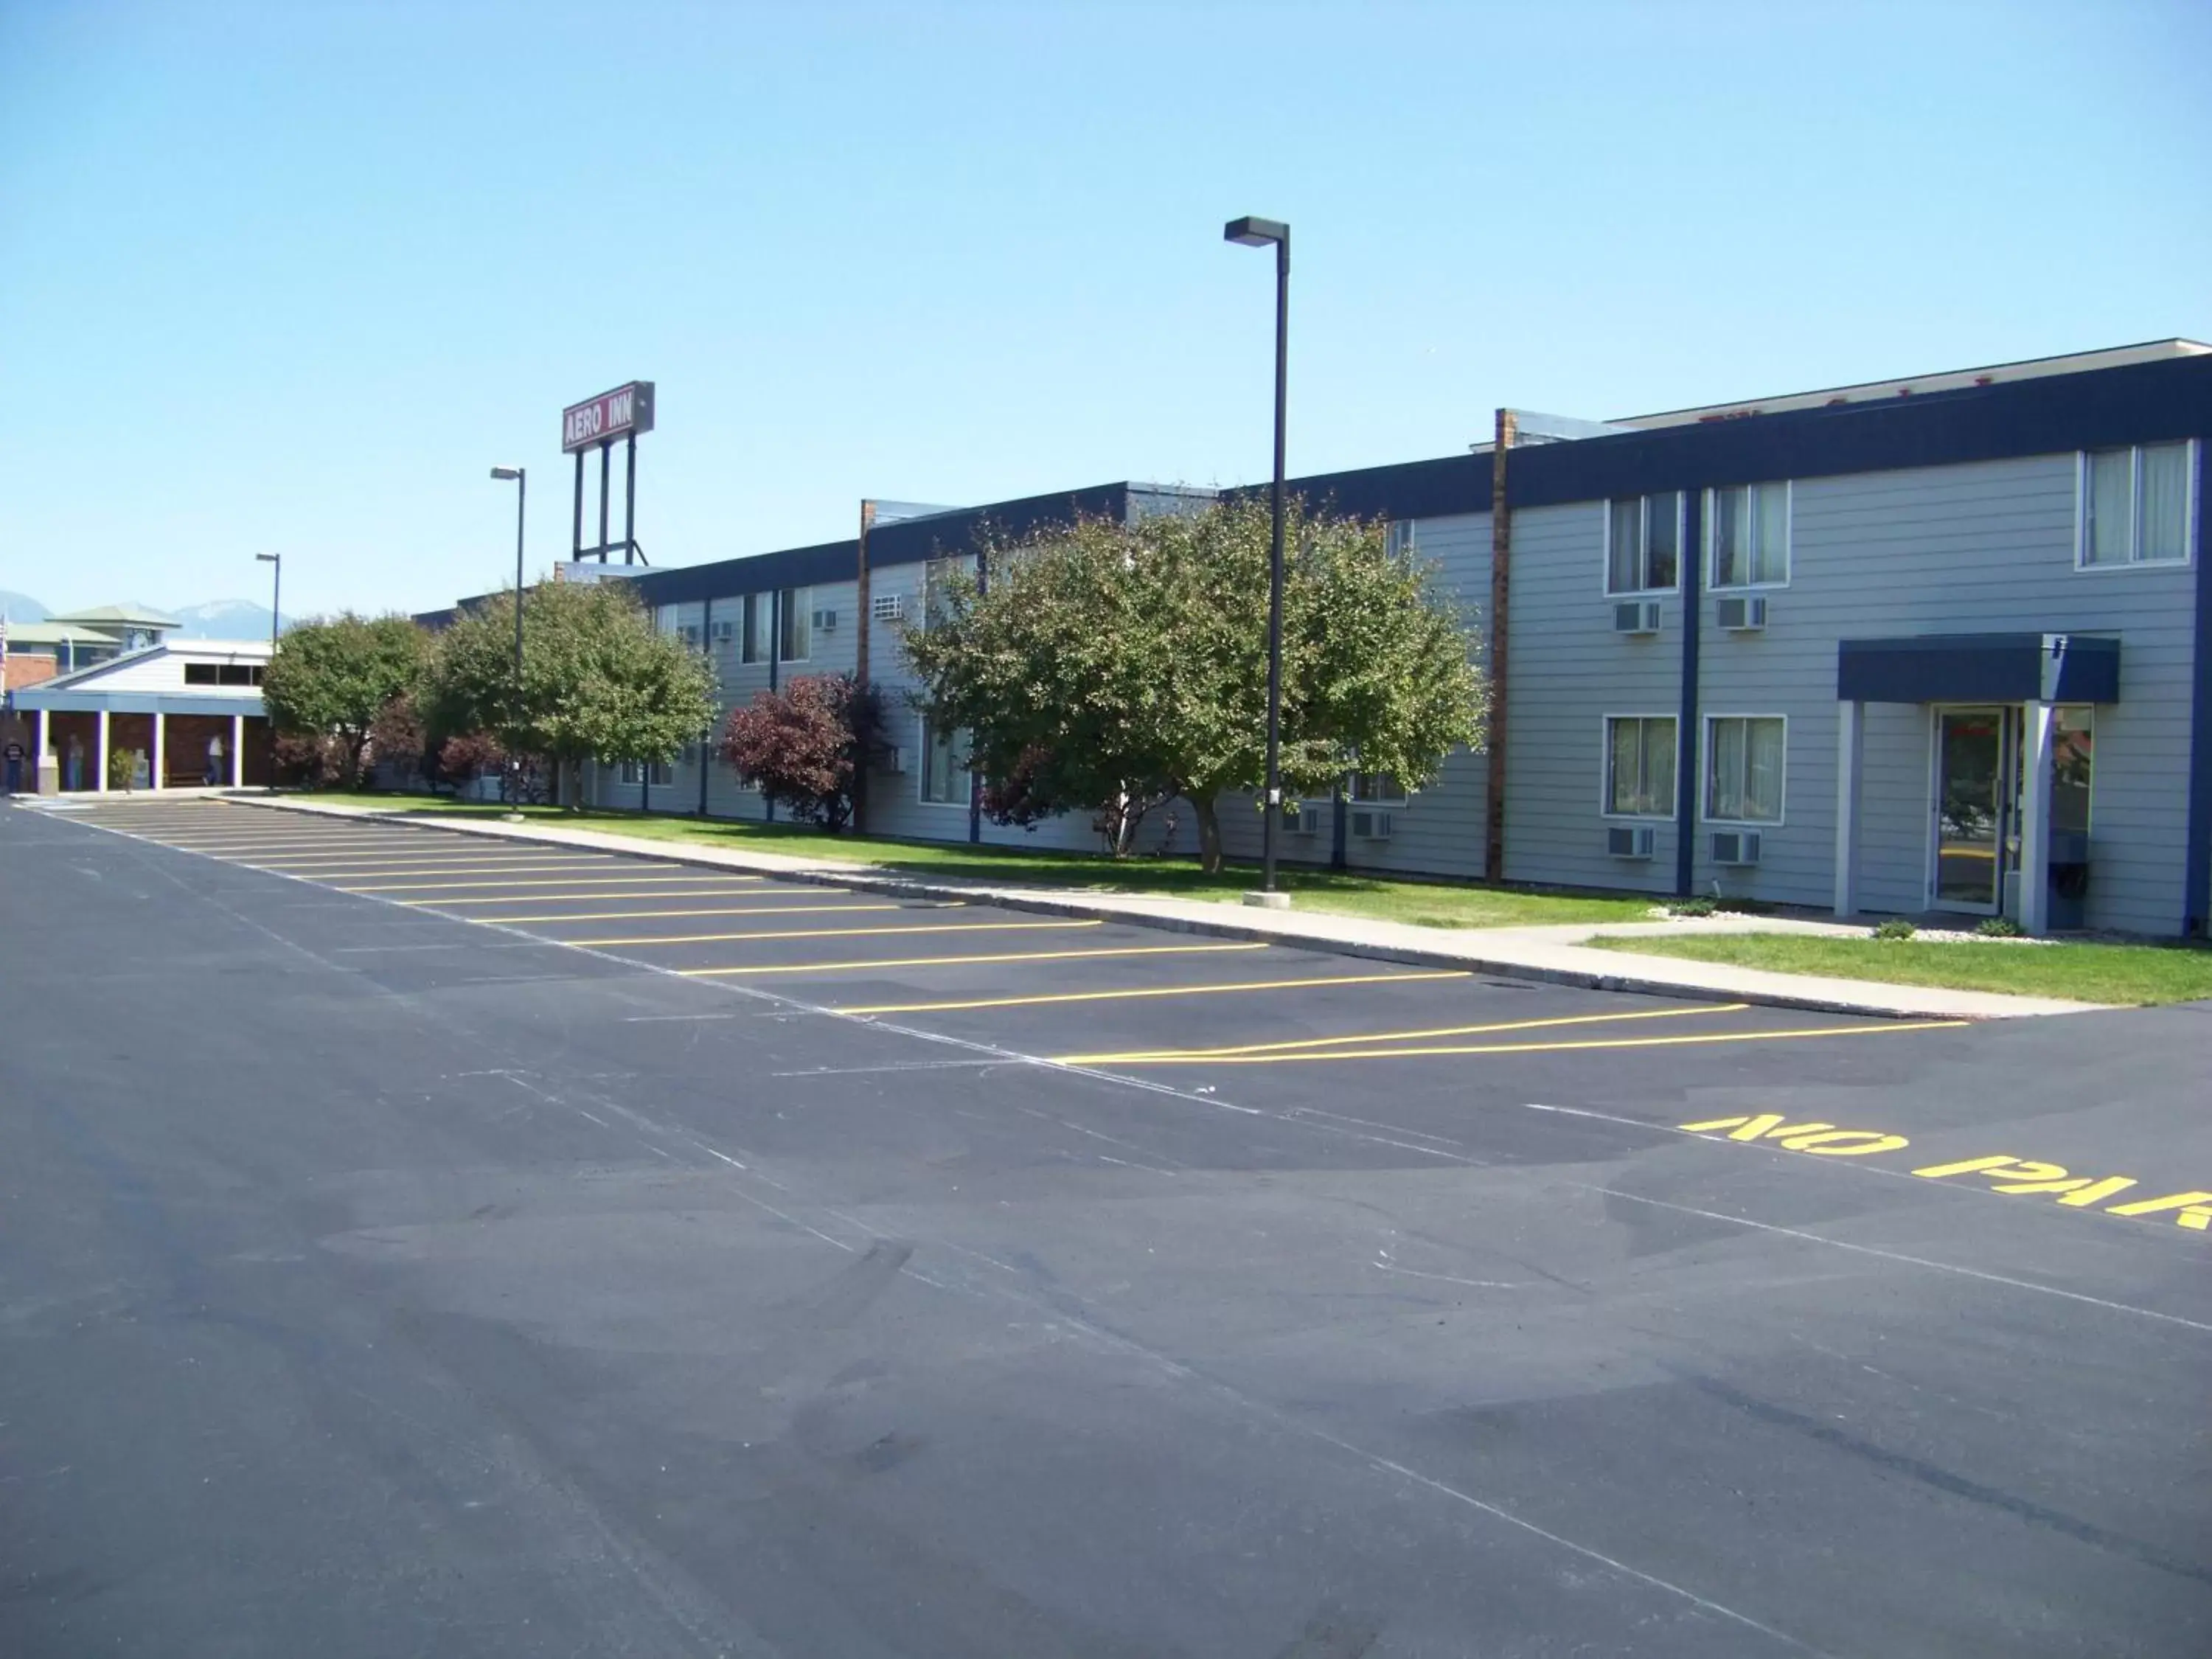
[224,797,2107,1020]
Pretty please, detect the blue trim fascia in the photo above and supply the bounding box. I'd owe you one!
[1836,633,2122,705]
[2185,441,2212,935]
[1674,490,1703,897]
[630,540,859,608]
[1223,452,1493,522]
[866,483,1133,572]
[1509,355,2212,509]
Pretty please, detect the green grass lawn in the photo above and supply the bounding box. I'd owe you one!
[1585,931,2212,1006]
[279,792,1654,930]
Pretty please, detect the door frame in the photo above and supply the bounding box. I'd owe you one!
[1926,703,2017,917]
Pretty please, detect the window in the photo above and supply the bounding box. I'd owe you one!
[1707,481,1790,587]
[1350,771,1405,805]
[779,586,812,661]
[184,663,262,685]
[618,759,673,787]
[617,759,640,785]
[1604,716,1676,818]
[2052,706,2093,835]
[1705,716,1785,824]
[919,719,968,804]
[184,663,217,684]
[741,594,772,664]
[923,557,967,626]
[1384,521,1419,559]
[2081,441,2194,567]
[1605,492,1682,594]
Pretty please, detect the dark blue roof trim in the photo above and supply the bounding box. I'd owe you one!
[864,482,1134,570]
[1837,633,2121,705]
[1510,355,2212,508]
[1224,453,1492,521]
[629,539,858,607]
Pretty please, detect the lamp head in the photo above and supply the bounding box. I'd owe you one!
[255,552,279,564]
[1223,215,1288,248]
[490,465,524,481]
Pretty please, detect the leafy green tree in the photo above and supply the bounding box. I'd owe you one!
[422,579,715,807]
[260,612,431,789]
[902,497,1486,872]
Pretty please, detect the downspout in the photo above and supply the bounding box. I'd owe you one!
[1483,408,1515,882]
[854,501,874,835]
[2183,440,2212,935]
[1674,490,1705,897]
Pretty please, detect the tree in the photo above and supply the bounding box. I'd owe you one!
[902,497,1486,872]
[422,579,716,807]
[260,612,431,790]
[718,673,882,830]
[367,693,426,788]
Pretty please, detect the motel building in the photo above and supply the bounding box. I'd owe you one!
[425,338,2209,937]
[3,636,276,793]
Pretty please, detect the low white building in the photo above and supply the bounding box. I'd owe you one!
[5,638,274,792]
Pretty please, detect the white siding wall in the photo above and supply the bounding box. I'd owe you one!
[1502,502,1683,893]
[56,643,270,695]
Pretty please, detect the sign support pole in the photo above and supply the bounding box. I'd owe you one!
[624,433,639,564]
[598,441,612,563]
[571,450,585,561]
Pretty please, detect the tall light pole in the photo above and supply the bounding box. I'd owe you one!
[255,553,281,790]
[490,467,526,817]
[1224,215,1290,902]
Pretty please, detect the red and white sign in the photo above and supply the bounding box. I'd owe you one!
[561,381,656,453]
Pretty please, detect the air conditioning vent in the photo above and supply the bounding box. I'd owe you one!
[1711,830,1762,866]
[1350,809,1394,840]
[870,592,907,623]
[810,608,838,632]
[1613,600,1662,636]
[1282,804,1320,835]
[1607,825,1655,860]
[1716,596,1768,632]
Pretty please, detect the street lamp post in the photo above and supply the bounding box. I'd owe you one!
[490,466,526,818]
[254,553,281,790]
[1224,215,1290,903]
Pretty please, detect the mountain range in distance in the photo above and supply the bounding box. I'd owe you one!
[0,592,288,639]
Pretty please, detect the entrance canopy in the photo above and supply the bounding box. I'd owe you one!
[1835,633,2120,705]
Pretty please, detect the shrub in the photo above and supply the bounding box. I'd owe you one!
[273,731,341,788]
[107,746,141,790]
[1665,897,1717,917]
[1871,918,1917,941]
[719,674,883,830]
[1975,917,2023,938]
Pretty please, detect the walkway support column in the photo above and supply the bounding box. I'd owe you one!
[149,706,164,790]
[231,714,246,787]
[2020,700,2055,936]
[1834,700,1863,917]
[96,709,111,793]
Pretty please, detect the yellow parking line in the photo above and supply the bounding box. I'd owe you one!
[570,918,1099,947]
[397,886,814,905]
[835,968,1471,1016]
[1062,1002,1747,1063]
[247,852,615,866]
[678,942,1269,978]
[483,895,880,922]
[258,862,631,879]
[142,837,420,850]
[341,872,765,893]
[1056,1020,1966,1066]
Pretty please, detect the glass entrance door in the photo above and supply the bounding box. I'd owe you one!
[1933,707,2010,913]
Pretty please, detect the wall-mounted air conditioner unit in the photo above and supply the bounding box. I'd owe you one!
[1282,804,1320,835]
[1716,596,1768,632]
[871,593,906,623]
[1607,825,1655,860]
[1613,600,1662,636]
[811,608,838,632]
[678,625,701,647]
[1711,830,1762,866]
[1351,809,1394,840]
[710,619,735,643]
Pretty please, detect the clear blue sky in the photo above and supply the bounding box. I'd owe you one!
[4,0,2207,622]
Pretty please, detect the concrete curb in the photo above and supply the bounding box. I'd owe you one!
[224,797,2107,1022]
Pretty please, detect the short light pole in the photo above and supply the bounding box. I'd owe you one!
[1224,215,1290,904]
[490,466,526,818]
[255,552,281,790]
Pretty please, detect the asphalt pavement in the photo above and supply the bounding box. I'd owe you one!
[4,798,2208,1657]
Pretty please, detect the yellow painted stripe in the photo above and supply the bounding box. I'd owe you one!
[1062,1002,1747,1063]
[480,895,880,922]
[247,852,616,866]
[260,861,632,879]
[396,886,818,905]
[1056,1020,1966,1066]
[569,918,1099,947]
[341,872,765,893]
[678,942,1270,978]
[144,837,423,850]
[835,967,1472,1016]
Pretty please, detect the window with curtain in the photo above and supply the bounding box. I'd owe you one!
[1604,716,1676,818]
[2082,442,2194,566]
[1605,493,1681,594]
[1708,482,1790,587]
[1705,717,1785,824]
[740,594,771,664]
[919,719,968,804]
[779,587,812,661]
[1350,771,1405,804]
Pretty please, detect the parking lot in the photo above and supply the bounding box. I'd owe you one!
[7,797,2211,1658]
